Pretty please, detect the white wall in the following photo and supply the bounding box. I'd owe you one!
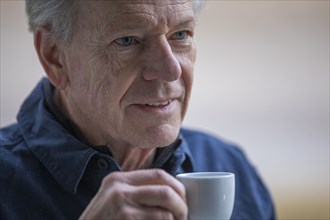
[1,1,329,219]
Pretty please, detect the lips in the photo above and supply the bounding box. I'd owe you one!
[131,98,177,114]
[145,100,173,107]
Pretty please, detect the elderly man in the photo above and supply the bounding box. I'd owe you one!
[0,0,275,219]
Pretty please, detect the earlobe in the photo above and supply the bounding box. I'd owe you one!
[34,27,68,90]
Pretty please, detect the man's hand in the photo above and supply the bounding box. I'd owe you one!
[79,169,188,220]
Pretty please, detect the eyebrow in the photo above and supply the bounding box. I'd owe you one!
[174,19,196,30]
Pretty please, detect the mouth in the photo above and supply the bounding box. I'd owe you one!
[144,100,173,107]
[132,98,177,114]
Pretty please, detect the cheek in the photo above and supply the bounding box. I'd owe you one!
[178,56,195,118]
[182,64,194,107]
[180,44,195,90]
[82,50,140,116]
[180,44,196,117]
[64,48,115,119]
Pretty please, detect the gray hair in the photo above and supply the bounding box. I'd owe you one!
[26,0,206,42]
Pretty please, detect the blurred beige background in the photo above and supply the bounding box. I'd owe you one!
[1,1,329,219]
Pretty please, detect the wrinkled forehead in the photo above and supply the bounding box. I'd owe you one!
[79,0,193,12]
[77,0,194,29]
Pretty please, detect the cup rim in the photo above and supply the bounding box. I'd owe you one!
[176,172,234,179]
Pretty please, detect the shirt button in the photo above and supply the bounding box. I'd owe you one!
[96,158,109,170]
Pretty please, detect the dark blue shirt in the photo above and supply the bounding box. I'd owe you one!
[0,78,275,219]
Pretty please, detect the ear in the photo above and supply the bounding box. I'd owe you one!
[34,27,68,90]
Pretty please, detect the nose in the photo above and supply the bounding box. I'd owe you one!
[142,36,182,82]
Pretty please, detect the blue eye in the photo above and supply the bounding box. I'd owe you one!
[173,31,188,40]
[114,36,137,46]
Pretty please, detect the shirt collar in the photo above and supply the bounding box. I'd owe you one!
[177,133,195,173]
[153,133,196,175]
[43,79,90,144]
[17,78,96,193]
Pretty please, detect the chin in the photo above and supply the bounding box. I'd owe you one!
[140,124,180,148]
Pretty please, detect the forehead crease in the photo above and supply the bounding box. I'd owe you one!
[103,2,193,28]
[93,1,192,19]
[116,0,191,6]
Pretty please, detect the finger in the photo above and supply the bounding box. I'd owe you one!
[113,207,174,220]
[129,184,188,220]
[105,169,186,200]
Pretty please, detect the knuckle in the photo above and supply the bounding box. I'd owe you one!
[100,181,131,204]
[116,207,134,220]
[101,172,125,188]
[106,171,124,183]
[110,185,123,201]
[152,169,167,179]
[110,183,132,202]
[118,209,132,219]
[159,186,173,201]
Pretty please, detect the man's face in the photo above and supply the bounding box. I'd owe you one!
[61,0,196,149]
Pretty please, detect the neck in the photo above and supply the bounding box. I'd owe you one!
[110,146,156,171]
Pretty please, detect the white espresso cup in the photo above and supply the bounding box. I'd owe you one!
[176,172,235,220]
